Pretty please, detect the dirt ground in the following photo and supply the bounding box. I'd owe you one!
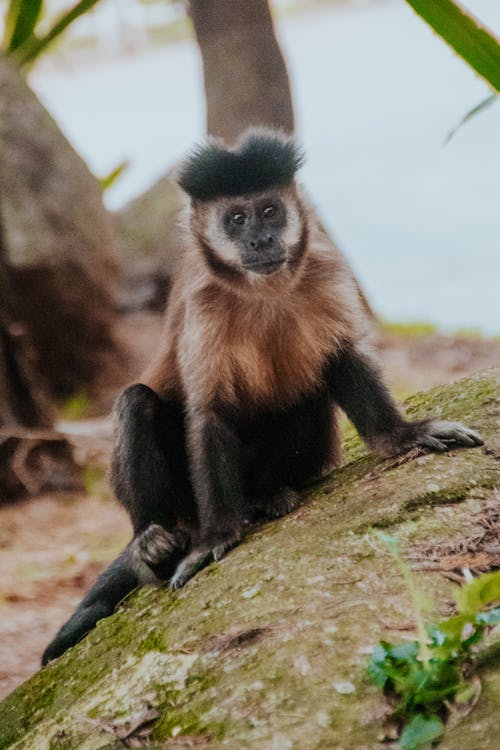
[0,311,499,700]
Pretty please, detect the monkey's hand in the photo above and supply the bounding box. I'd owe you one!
[411,420,483,452]
[134,524,188,580]
[170,527,244,590]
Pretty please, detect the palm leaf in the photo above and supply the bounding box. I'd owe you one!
[3,0,43,53]
[13,0,102,66]
[445,93,498,143]
[405,0,500,92]
[98,161,130,192]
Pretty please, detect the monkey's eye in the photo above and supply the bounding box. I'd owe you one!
[231,212,246,225]
[263,205,276,219]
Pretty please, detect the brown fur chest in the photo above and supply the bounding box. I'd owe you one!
[179,280,348,411]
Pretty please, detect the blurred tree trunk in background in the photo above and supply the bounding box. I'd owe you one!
[189,0,294,142]
[119,1,372,320]
[0,208,47,429]
[117,0,295,283]
[0,203,80,501]
[0,53,125,403]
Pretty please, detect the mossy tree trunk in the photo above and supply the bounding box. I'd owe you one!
[1,370,499,748]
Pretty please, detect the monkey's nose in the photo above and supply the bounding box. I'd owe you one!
[249,236,274,250]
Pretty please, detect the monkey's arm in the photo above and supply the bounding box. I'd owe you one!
[326,346,483,455]
[171,408,248,589]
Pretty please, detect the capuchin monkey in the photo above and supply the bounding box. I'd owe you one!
[42,128,482,665]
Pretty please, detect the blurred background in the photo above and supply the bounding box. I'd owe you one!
[0,0,498,699]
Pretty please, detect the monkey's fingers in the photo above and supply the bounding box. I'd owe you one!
[170,529,243,589]
[212,530,243,561]
[170,548,214,590]
[422,421,484,450]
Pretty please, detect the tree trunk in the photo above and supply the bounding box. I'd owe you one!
[0,53,125,401]
[1,370,498,747]
[118,2,372,319]
[117,0,295,281]
[0,207,47,429]
[0,204,81,501]
[189,0,294,143]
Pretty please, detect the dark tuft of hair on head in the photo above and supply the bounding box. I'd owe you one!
[177,128,305,202]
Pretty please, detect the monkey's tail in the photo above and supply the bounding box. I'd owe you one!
[41,541,157,666]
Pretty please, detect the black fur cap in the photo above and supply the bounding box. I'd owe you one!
[177,128,304,202]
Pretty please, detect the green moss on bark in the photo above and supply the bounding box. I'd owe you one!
[0,370,499,749]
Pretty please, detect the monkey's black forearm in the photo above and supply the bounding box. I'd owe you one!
[326,346,422,455]
[326,345,483,457]
[189,410,247,546]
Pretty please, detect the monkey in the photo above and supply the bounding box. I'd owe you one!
[42,128,482,665]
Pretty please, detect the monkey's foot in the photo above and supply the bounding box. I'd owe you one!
[264,488,302,519]
[136,524,179,567]
[416,420,483,452]
[170,529,243,590]
[134,524,187,580]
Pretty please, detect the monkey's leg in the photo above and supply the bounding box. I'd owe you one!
[112,384,196,535]
[326,347,483,456]
[170,409,251,590]
[43,385,194,664]
[245,390,336,520]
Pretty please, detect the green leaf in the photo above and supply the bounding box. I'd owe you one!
[400,714,444,750]
[387,641,420,661]
[367,644,390,688]
[404,0,500,92]
[3,0,43,53]
[427,624,446,647]
[98,160,129,192]
[456,571,500,616]
[12,0,102,66]
[445,94,498,143]
[476,606,500,626]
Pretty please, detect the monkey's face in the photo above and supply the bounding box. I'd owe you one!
[195,188,305,278]
[222,193,288,275]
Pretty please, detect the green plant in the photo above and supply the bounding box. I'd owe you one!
[404,0,500,92]
[368,535,500,749]
[404,0,500,139]
[60,390,90,420]
[98,160,130,192]
[2,0,103,67]
[2,0,43,54]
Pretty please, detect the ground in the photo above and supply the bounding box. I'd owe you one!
[0,311,499,702]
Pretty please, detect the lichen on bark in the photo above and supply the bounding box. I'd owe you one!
[0,369,499,750]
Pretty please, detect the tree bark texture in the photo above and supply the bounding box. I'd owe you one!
[1,370,499,748]
[0,202,80,502]
[0,54,124,400]
[189,0,295,143]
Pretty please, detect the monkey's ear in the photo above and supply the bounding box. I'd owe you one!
[177,127,304,202]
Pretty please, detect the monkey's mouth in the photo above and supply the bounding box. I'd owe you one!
[243,258,286,275]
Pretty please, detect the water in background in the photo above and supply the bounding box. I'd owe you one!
[31,0,500,334]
